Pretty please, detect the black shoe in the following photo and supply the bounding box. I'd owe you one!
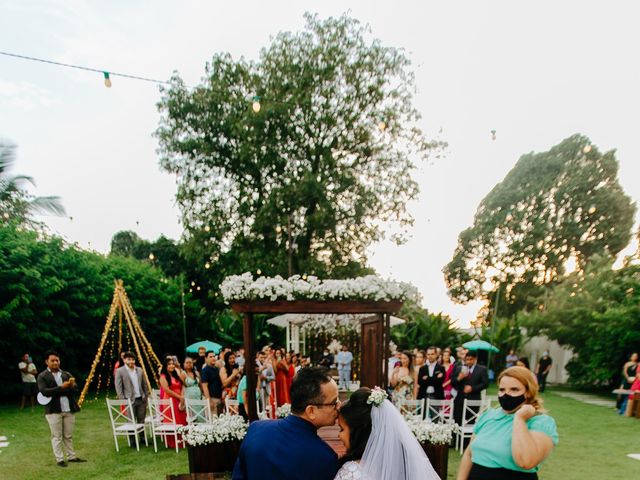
[57,461,67,467]
[68,458,87,463]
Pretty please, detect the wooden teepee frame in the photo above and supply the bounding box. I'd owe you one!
[79,280,162,405]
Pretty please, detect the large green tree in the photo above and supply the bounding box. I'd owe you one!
[0,224,204,398]
[444,134,636,318]
[156,13,441,280]
[520,255,640,386]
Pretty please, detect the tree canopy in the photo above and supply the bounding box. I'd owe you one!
[156,13,442,279]
[520,255,640,386]
[444,134,636,317]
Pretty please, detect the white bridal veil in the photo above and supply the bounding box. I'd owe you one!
[360,399,441,480]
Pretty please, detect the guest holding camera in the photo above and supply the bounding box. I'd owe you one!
[37,351,86,467]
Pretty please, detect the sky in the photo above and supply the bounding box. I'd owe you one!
[1,0,639,327]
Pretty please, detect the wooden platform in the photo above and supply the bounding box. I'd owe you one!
[318,425,346,457]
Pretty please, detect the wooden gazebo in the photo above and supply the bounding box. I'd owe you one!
[230,299,403,421]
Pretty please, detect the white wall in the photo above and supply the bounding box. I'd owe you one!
[522,336,574,384]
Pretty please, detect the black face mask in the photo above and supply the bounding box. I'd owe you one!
[498,393,526,412]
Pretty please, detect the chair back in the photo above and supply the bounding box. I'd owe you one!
[225,397,240,415]
[425,398,454,423]
[106,398,136,427]
[397,398,425,417]
[150,398,177,425]
[151,388,161,400]
[185,398,211,424]
[461,399,489,427]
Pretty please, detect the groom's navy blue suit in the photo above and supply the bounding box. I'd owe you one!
[232,415,338,480]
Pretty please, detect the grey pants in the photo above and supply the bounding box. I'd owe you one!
[45,413,76,462]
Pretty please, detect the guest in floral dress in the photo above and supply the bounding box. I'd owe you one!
[390,351,414,404]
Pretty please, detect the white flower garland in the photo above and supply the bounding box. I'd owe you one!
[220,273,418,303]
[404,414,459,445]
[275,403,291,418]
[178,414,248,446]
[367,386,388,406]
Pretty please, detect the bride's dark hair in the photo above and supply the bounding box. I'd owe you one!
[338,387,373,466]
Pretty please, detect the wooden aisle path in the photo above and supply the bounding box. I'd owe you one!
[318,425,346,456]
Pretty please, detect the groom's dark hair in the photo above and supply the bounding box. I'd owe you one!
[290,367,333,414]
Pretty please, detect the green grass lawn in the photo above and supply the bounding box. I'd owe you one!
[1,390,639,479]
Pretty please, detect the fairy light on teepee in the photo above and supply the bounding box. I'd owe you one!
[79,280,161,405]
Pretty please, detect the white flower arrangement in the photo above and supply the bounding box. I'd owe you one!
[178,414,248,447]
[404,414,459,445]
[367,386,388,406]
[220,273,418,303]
[275,403,291,418]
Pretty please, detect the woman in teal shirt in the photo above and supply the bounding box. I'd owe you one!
[458,366,558,480]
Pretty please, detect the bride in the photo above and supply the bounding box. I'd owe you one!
[334,387,440,480]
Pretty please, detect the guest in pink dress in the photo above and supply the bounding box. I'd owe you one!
[159,357,187,448]
[441,349,455,400]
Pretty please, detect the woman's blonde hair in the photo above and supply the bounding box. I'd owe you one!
[498,366,546,413]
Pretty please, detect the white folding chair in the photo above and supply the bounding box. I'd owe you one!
[455,399,490,453]
[185,397,211,424]
[151,389,161,400]
[106,399,147,452]
[397,398,425,418]
[426,398,454,423]
[225,397,240,415]
[148,398,181,453]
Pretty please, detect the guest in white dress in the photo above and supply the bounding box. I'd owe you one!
[334,387,440,480]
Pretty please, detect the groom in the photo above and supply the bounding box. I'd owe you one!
[232,367,339,480]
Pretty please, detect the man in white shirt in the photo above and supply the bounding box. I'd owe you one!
[115,352,150,446]
[18,352,38,409]
[37,351,86,467]
[336,345,353,391]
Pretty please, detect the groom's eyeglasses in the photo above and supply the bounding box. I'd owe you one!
[310,398,341,409]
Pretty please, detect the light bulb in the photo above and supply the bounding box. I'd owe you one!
[197,286,201,291]
[256,269,262,275]
[103,72,112,88]
[252,96,261,113]
[378,120,386,131]
[583,145,592,154]
[588,206,596,214]
[275,226,282,234]
[2,212,9,219]
[191,281,195,287]
[491,130,497,141]
[204,225,210,232]
[205,262,211,269]
[148,253,155,261]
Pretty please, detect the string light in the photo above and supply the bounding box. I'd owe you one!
[191,281,196,286]
[205,262,211,269]
[252,95,261,113]
[1,51,403,130]
[2,212,9,219]
[204,225,211,232]
[491,130,497,141]
[256,269,262,275]
[583,145,592,154]
[148,253,155,261]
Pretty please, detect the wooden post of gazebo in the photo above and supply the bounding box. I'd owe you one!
[230,300,402,421]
